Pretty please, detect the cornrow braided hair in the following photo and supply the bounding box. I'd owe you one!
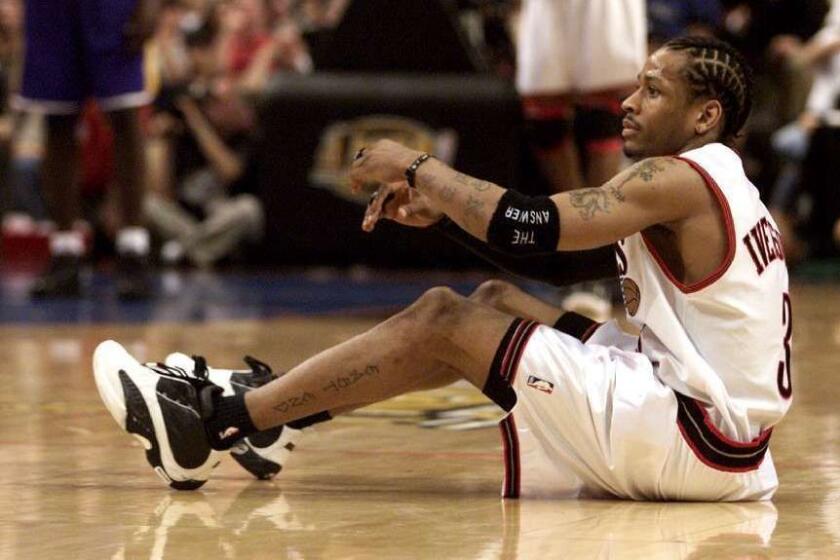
[663,36,754,143]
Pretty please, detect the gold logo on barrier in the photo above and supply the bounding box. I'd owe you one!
[309,115,458,204]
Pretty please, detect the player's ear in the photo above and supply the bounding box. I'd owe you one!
[695,99,723,136]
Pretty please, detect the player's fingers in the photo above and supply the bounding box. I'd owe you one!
[398,199,426,219]
[362,195,380,232]
[362,185,391,232]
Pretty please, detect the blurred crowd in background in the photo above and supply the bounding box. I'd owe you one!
[0,0,839,276]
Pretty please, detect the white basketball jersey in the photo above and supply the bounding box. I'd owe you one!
[615,143,793,442]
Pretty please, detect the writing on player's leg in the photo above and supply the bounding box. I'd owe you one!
[244,287,516,431]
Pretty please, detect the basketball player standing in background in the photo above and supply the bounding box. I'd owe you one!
[94,36,794,501]
[14,0,159,299]
[515,0,647,192]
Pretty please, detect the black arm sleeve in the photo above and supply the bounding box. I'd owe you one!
[433,217,617,287]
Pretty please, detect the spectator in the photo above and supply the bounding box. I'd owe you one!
[145,24,264,268]
[648,0,723,49]
[765,0,840,259]
[515,0,647,192]
[0,0,45,220]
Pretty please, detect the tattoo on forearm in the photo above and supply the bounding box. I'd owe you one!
[322,365,380,393]
[465,194,485,223]
[455,172,492,192]
[273,392,316,414]
[569,158,672,220]
[440,184,456,201]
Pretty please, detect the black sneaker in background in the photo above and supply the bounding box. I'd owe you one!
[29,254,82,298]
[116,251,152,301]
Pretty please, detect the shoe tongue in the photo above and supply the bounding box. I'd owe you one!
[192,356,208,380]
[243,355,273,377]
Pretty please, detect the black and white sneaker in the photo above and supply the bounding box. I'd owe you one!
[93,340,225,490]
[165,352,302,480]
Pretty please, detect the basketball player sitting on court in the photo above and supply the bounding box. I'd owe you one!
[93,36,793,500]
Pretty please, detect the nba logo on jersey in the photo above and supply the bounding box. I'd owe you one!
[526,375,554,394]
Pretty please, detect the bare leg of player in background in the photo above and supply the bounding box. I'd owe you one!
[30,114,85,297]
[107,107,152,299]
[42,114,81,231]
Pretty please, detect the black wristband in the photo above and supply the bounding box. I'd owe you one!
[405,153,432,188]
[486,190,560,255]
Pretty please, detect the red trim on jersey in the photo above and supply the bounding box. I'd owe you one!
[676,422,767,473]
[499,321,529,382]
[692,397,773,449]
[641,156,737,293]
[580,322,603,343]
[674,392,772,472]
[500,414,521,498]
[505,322,539,386]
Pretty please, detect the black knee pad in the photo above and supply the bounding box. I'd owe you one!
[522,97,574,151]
[574,104,623,148]
[526,116,574,152]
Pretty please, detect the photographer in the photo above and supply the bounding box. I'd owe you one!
[145,23,264,268]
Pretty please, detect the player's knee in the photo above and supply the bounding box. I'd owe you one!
[469,280,519,307]
[406,286,467,328]
[575,97,623,155]
[526,117,573,153]
[522,96,574,152]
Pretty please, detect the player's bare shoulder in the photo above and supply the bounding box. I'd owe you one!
[597,156,709,224]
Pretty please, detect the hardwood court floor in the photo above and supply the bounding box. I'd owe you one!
[1,281,839,559]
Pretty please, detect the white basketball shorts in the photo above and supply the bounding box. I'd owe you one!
[515,0,647,95]
[486,317,779,501]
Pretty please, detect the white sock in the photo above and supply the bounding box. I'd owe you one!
[116,227,150,256]
[50,230,85,256]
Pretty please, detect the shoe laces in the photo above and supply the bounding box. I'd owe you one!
[147,356,210,384]
[148,356,221,422]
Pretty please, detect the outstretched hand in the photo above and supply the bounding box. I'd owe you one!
[362,181,444,232]
[349,139,421,191]
[350,139,444,232]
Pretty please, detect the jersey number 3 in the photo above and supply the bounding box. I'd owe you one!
[777,293,793,399]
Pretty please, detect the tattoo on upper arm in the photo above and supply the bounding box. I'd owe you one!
[569,188,611,221]
[569,158,672,221]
